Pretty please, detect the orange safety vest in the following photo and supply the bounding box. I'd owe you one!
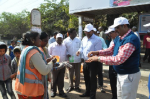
[15,48,44,97]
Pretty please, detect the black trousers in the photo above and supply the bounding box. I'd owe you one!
[109,66,117,99]
[83,62,99,99]
[143,48,150,62]
[51,68,65,94]
[97,62,103,87]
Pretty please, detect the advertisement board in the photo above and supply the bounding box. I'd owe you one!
[110,0,150,7]
[138,14,150,33]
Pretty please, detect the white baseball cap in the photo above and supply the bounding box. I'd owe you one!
[93,28,97,32]
[105,25,115,34]
[56,33,63,39]
[143,23,150,27]
[112,17,129,28]
[83,23,94,32]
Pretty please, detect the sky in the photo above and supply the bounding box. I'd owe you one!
[0,0,49,14]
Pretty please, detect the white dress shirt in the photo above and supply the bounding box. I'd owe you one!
[63,37,81,63]
[48,42,67,62]
[79,34,102,60]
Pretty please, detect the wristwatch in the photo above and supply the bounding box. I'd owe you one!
[98,57,100,62]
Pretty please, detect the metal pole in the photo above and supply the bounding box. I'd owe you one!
[78,16,83,39]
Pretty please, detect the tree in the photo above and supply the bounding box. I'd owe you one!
[39,0,78,36]
[0,10,30,39]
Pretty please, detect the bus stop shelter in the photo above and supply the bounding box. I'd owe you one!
[69,0,150,38]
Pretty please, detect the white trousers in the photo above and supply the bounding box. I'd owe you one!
[117,71,141,99]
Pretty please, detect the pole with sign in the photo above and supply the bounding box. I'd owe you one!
[31,8,42,34]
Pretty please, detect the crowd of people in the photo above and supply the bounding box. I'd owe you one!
[0,16,150,99]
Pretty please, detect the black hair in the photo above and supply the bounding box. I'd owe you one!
[11,40,14,43]
[53,32,58,36]
[68,28,76,35]
[64,33,68,39]
[0,45,7,52]
[40,32,48,40]
[22,31,39,45]
[14,49,21,53]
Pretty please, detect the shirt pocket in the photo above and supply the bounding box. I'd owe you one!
[75,42,80,48]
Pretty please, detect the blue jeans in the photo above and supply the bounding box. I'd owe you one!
[0,78,16,99]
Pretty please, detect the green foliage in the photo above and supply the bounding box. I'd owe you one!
[39,0,78,35]
[0,10,30,39]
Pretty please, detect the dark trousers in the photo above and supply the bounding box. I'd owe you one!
[51,68,65,94]
[97,62,103,87]
[143,48,150,62]
[83,62,98,99]
[109,66,117,99]
[0,78,16,99]
[69,63,81,88]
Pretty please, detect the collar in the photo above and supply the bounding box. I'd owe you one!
[87,34,95,39]
[119,29,131,40]
[55,42,62,46]
[68,37,76,40]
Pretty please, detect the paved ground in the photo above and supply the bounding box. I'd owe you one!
[0,51,149,99]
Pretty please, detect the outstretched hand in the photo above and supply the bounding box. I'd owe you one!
[87,51,99,57]
[85,56,99,63]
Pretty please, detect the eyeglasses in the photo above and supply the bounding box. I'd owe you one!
[109,31,115,35]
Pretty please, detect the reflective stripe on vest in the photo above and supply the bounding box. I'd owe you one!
[17,69,43,84]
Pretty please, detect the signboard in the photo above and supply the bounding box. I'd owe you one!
[83,17,94,23]
[138,14,150,33]
[31,9,41,26]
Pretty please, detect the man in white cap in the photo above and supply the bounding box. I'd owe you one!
[105,25,118,99]
[86,17,141,99]
[48,33,67,98]
[93,27,107,93]
[143,30,150,63]
[76,23,102,99]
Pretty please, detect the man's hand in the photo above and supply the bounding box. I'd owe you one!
[67,54,71,58]
[85,56,99,63]
[81,58,84,63]
[52,58,57,64]
[10,73,16,79]
[87,51,99,57]
[76,51,80,56]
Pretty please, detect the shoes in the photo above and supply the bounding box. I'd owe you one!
[75,87,81,92]
[51,92,56,97]
[98,86,106,93]
[66,87,74,93]
[79,93,90,97]
[59,93,67,97]
[100,88,106,93]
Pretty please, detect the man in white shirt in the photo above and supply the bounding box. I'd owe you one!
[63,28,81,93]
[48,33,67,98]
[76,24,102,99]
